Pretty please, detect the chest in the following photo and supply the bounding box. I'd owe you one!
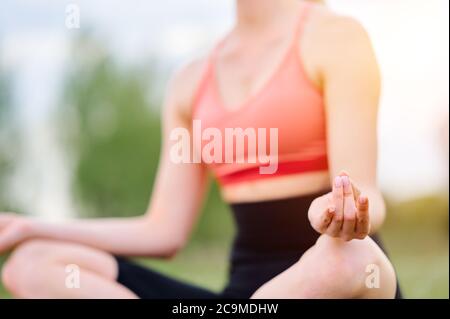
[214,38,292,112]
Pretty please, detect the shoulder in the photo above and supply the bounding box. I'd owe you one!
[165,56,209,120]
[306,5,372,48]
[302,5,377,73]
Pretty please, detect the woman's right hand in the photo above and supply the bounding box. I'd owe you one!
[0,212,36,253]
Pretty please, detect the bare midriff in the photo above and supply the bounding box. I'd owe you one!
[221,170,330,203]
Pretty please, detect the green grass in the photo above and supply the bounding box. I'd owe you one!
[139,243,231,293]
[382,225,448,298]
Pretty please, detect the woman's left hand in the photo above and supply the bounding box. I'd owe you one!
[308,172,371,241]
[0,213,35,253]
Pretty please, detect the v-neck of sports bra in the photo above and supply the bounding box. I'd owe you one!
[209,3,310,114]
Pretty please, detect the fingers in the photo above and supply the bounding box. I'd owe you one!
[341,175,357,241]
[309,194,334,233]
[356,196,370,238]
[338,170,349,177]
[322,173,371,241]
[317,207,334,233]
[351,183,361,202]
[338,171,361,201]
[326,176,344,236]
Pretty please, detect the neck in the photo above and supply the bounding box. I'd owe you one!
[235,0,299,32]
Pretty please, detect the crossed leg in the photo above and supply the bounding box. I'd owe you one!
[1,239,137,298]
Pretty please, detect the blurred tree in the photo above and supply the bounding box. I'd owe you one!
[58,35,233,243]
[59,35,161,218]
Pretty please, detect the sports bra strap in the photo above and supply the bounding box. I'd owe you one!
[291,2,314,50]
[209,2,314,66]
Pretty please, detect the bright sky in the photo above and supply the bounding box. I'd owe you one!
[0,0,448,218]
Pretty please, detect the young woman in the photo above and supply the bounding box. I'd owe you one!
[0,0,401,298]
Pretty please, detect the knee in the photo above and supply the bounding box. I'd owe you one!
[313,236,367,288]
[314,235,396,298]
[2,239,54,296]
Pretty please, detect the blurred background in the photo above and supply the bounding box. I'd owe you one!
[0,0,448,298]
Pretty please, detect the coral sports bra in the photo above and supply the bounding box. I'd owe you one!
[192,3,328,186]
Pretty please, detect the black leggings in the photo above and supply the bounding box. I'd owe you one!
[115,191,402,298]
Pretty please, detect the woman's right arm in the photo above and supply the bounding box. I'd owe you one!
[0,60,208,258]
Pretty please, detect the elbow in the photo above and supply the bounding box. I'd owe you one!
[161,243,182,259]
[160,234,187,259]
[141,237,184,259]
[139,215,189,259]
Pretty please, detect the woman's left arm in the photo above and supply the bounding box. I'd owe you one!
[324,16,384,232]
[308,14,385,236]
